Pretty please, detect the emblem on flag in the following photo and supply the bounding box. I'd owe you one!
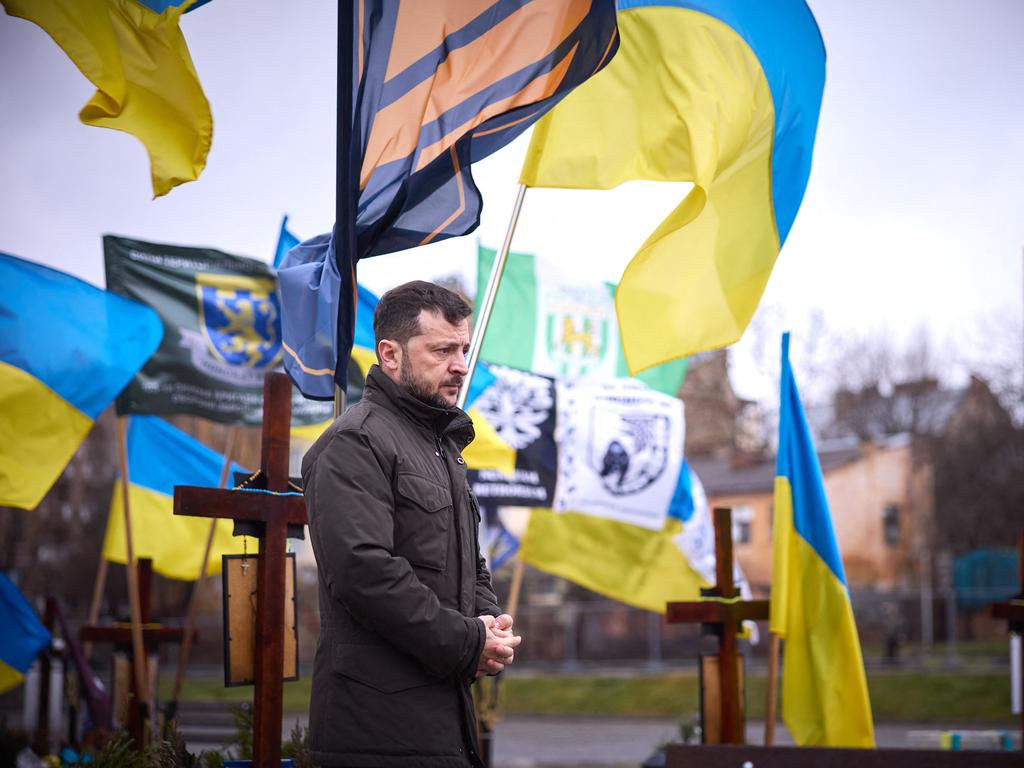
[590,412,671,496]
[196,273,282,370]
[543,284,612,378]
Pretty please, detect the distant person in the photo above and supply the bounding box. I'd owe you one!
[882,601,904,665]
[303,281,521,767]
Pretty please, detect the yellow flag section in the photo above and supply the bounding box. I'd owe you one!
[771,334,874,747]
[102,416,246,581]
[1,0,212,197]
[521,510,704,613]
[520,1,825,374]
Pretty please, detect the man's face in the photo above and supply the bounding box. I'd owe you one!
[396,309,470,408]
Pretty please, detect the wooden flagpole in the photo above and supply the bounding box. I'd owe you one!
[83,557,108,661]
[165,427,239,723]
[506,556,527,619]
[115,416,151,746]
[457,184,527,411]
[764,631,780,744]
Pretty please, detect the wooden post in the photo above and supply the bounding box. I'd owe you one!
[79,558,193,747]
[115,417,151,747]
[665,507,769,746]
[174,373,307,768]
[253,373,292,767]
[83,557,108,661]
[506,556,526,618]
[713,507,741,744]
[764,631,780,745]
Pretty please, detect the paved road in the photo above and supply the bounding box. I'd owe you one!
[178,709,1019,766]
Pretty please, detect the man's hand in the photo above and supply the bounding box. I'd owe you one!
[476,614,521,678]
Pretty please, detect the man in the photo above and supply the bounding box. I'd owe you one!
[303,281,520,767]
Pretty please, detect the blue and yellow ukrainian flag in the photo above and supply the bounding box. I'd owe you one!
[281,0,620,399]
[0,572,51,694]
[102,415,248,581]
[0,0,212,197]
[521,0,826,374]
[770,333,874,747]
[0,253,163,510]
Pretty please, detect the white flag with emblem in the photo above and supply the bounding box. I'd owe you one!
[553,379,685,530]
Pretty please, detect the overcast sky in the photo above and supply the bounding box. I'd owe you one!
[1,0,1022,403]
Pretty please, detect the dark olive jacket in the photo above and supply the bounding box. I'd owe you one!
[302,365,500,767]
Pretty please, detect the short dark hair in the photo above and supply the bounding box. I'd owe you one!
[373,280,472,348]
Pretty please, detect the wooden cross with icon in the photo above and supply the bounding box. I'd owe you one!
[174,372,307,768]
[665,507,770,744]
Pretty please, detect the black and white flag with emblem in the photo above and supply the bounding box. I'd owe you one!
[554,378,685,529]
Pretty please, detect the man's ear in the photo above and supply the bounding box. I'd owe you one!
[378,338,401,374]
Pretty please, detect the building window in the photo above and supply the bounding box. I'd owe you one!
[883,504,900,547]
[732,505,753,545]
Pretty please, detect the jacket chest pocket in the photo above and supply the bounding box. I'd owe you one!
[394,472,452,571]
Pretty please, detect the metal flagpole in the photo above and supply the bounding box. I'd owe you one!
[457,184,528,411]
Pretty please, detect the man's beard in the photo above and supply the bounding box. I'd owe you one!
[399,354,461,409]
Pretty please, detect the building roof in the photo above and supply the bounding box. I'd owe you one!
[690,441,864,496]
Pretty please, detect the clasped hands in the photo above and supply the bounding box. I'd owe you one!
[475,613,521,678]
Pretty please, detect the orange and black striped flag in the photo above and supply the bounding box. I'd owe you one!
[279,0,619,399]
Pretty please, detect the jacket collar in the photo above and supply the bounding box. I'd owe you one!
[364,365,475,445]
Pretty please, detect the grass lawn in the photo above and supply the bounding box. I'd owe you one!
[162,669,1015,724]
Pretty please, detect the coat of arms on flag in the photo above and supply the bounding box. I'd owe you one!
[555,379,684,531]
[194,273,283,379]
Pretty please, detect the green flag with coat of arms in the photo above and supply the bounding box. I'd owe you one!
[476,245,687,395]
[104,235,331,426]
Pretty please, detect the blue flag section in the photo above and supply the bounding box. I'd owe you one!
[0,252,163,510]
[273,214,301,269]
[0,572,51,694]
[280,0,620,398]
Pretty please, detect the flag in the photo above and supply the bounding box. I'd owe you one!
[554,379,685,528]
[520,379,706,612]
[476,245,687,394]
[771,332,874,747]
[102,415,248,580]
[0,252,163,510]
[0,573,51,694]
[273,215,301,269]
[104,235,332,427]
[520,0,826,374]
[469,366,558,509]
[1,0,213,198]
[279,0,620,399]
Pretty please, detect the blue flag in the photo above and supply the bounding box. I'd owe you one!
[279,0,620,398]
[0,572,51,694]
[273,214,301,269]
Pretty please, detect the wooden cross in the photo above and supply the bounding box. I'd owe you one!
[665,507,770,744]
[79,557,194,746]
[989,530,1024,752]
[174,372,307,768]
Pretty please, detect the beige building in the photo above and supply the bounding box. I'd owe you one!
[690,435,933,593]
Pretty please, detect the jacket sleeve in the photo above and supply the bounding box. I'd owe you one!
[305,427,483,680]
